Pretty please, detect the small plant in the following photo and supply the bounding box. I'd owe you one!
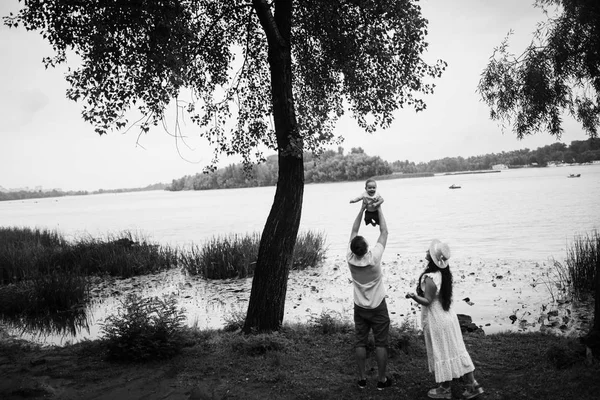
[222,309,247,332]
[388,319,424,358]
[101,294,187,362]
[531,260,571,303]
[308,309,352,334]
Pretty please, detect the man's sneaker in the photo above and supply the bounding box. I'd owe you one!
[357,379,367,389]
[376,377,392,390]
[427,385,451,399]
[462,381,484,399]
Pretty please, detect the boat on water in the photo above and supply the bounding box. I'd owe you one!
[567,174,581,178]
[449,184,461,189]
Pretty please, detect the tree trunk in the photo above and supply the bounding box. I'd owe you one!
[243,0,303,333]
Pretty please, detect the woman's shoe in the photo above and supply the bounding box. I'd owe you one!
[427,385,451,399]
[463,381,484,399]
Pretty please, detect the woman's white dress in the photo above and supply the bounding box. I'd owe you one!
[421,271,475,383]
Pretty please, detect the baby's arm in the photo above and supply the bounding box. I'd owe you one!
[349,192,366,204]
[372,195,384,207]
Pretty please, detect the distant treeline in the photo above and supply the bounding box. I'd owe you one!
[3,139,598,200]
[166,138,600,191]
[0,183,168,202]
[167,148,392,191]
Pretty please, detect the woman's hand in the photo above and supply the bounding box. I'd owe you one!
[405,292,415,299]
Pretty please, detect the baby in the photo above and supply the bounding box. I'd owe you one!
[349,179,384,226]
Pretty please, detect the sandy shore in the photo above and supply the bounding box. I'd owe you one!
[10,254,593,346]
[283,254,592,337]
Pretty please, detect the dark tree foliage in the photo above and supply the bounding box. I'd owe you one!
[478,0,600,139]
[4,0,445,332]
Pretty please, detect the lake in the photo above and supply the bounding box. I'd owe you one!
[3,164,599,259]
[1,164,599,344]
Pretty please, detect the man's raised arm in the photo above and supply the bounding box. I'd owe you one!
[350,203,366,241]
[376,206,389,248]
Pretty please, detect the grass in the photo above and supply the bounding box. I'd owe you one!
[1,315,599,399]
[180,230,327,279]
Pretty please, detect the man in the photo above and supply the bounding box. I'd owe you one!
[347,202,392,390]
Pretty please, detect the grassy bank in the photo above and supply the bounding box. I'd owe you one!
[1,320,598,399]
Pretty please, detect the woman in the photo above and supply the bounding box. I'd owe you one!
[406,239,484,399]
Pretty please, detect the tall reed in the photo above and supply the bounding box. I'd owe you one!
[0,227,67,283]
[292,230,328,270]
[0,228,179,283]
[566,230,599,296]
[181,233,260,279]
[180,230,327,279]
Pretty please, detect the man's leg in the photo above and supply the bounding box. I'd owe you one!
[372,300,391,387]
[354,305,370,387]
[355,346,367,380]
[375,346,388,382]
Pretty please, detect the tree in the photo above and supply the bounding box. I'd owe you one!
[478,0,600,356]
[478,0,599,139]
[5,0,445,333]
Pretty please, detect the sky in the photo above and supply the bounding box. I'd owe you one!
[0,0,591,192]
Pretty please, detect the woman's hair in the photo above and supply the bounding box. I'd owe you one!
[416,253,453,311]
[350,236,368,257]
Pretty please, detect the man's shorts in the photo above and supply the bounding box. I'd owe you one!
[354,298,390,347]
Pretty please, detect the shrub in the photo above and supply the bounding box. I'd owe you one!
[101,294,187,362]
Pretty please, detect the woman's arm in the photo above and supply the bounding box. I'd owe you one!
[407,276,436,307]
